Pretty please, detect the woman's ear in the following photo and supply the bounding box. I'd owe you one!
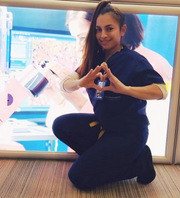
[121,24,127,37]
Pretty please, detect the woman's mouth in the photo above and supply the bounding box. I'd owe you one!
[100,40,109,47]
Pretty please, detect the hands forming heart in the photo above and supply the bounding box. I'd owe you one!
[79,62,127,95]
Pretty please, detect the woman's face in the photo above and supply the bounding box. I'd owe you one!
[68,17,90,54]
[96,13,126,56]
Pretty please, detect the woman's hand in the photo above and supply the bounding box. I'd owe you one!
[79,65,104,91]
[100,62,127,94]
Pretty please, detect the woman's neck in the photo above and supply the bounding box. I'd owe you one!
[105,45,123,62]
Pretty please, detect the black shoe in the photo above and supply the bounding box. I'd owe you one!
[137,145,156,185]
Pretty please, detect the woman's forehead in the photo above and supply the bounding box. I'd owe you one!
[96,13,118,27]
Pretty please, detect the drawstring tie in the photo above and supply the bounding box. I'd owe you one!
[89,121,105,139]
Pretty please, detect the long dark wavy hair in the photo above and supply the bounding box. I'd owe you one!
[77,0,125,78]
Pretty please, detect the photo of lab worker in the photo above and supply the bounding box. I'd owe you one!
[38,11,94,128]
[122,13,173,83]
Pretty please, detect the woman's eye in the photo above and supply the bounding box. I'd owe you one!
[107,27,113,31]
[96,28,101,33]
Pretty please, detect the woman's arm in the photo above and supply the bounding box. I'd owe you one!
[124,84,166,100]
[60,72,81,92]
[59,72,91,111]
[61,66,104,92]
[60,68,103,112]
[101,63,167,100]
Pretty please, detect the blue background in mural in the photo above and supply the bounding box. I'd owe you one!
[6,7,178,152]
[138,14,178,66]
[8,7,178,66]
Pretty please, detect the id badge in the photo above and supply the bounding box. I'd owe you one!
[95,80,106,100]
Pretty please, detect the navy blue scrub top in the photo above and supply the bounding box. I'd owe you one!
[87,46,165,131]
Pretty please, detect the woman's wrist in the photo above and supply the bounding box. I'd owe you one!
[60,72,81,93]
[61,78,81,93]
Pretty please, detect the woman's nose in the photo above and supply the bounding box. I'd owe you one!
[100,30,107,38]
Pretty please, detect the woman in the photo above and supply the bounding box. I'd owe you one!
[53,1,167,190]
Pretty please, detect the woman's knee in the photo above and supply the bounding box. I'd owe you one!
[52,115,68,139]
[68,166,94,191]
[68,155,102,191]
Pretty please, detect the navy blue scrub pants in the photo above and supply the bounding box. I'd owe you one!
[52,113,149,190]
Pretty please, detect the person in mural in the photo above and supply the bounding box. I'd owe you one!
[52,0,167,190]
[121,14,172,154]
[41,11,94,127]
[122,13,173,83]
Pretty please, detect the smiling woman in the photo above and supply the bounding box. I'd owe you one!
[95,13,126,61]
